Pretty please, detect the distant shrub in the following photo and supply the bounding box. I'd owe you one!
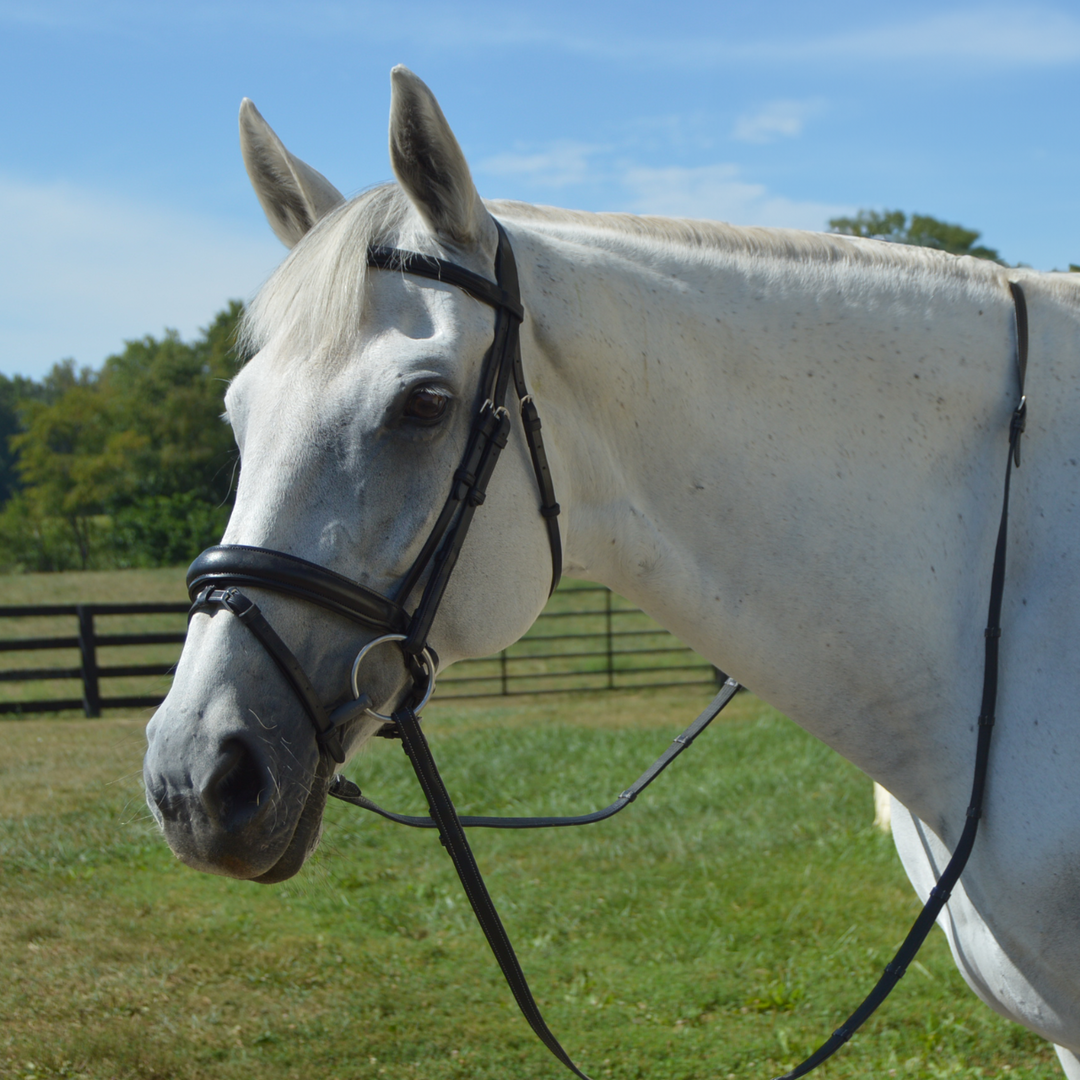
[0,493,227,573]
[0,495,97,572]
[108,493,229,568]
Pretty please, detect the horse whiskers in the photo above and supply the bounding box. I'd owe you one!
[248,708,278,733]
[106,770,146,786]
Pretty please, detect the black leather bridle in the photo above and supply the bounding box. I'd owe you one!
[182,221,1030,1080]
[187,220,561,762]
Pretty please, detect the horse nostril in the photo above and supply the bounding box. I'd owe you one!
[200,737,272,832]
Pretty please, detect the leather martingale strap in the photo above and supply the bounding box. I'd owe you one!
[329,679,740,829]
[769,281,1029,1080]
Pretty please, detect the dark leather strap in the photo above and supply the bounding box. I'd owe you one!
[391,701,592,1080]
[367,245,525,321]
[1008,280,1028,466]
[188,545,407,634]
[190,586,350,763]
[329,678,740,828]
[402,404,513,654]
[520,398,563,595]
[771,281,1029,1080]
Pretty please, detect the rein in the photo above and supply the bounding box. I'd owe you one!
[184,225,1030,1079]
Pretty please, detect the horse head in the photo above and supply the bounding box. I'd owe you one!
[143,68,558,882]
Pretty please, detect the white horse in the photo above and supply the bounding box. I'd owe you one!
[143,67,1080,1074]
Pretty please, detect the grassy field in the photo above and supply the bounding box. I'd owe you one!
[0,687,1059,1080]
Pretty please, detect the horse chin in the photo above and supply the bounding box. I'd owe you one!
[249,757,334,884]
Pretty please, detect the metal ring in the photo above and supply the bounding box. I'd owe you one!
[350,633,437,722]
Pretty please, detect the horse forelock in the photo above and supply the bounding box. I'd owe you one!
[239,183,421,364]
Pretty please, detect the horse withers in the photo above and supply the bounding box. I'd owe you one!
[143,67,1080,1075]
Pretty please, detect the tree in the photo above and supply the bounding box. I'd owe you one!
[11,376,149,568]
[99,301,244,506]
[1,302,245,570]
[0,374,45,505]
[828,210,1001,262]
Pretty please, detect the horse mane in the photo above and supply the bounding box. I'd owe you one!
[488,198,1016,281]
[242,182,1057,362]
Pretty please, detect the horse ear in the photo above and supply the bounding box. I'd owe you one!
[388,66,495,250]
[239,98,345,249]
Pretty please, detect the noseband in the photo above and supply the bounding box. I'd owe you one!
[186,220,561,762]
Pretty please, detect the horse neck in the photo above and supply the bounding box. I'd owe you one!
[511,214,1018,812]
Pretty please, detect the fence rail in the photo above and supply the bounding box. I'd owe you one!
[0,586,718,717]
[0,602,189,715]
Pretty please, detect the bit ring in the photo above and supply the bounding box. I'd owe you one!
[350,633,436,722]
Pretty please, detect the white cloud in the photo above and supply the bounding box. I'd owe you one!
[482,135,852,233]
[0,176,283,380]
[622,164,850,231]
[478,142,610,189]
[529,5,1080,70]
[732,99,824,144]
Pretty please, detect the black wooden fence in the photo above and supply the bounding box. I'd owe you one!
[0,603,189,716]
[0,586,718,717]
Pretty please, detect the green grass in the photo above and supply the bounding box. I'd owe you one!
[0,689,1059,1080]
[0,566,191,606]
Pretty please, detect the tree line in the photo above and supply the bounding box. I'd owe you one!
[0,303,243,572]
[0,213,1075,573]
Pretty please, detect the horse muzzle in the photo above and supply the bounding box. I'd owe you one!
[144,686,336,881]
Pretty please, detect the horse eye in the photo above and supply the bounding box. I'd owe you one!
[403,386,450,423]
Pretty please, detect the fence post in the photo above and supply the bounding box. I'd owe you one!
[605,588,614,690]
[500,647,508,696]
[77,605,101,718]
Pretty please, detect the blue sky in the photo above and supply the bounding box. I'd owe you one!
[2,1,1077,380]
